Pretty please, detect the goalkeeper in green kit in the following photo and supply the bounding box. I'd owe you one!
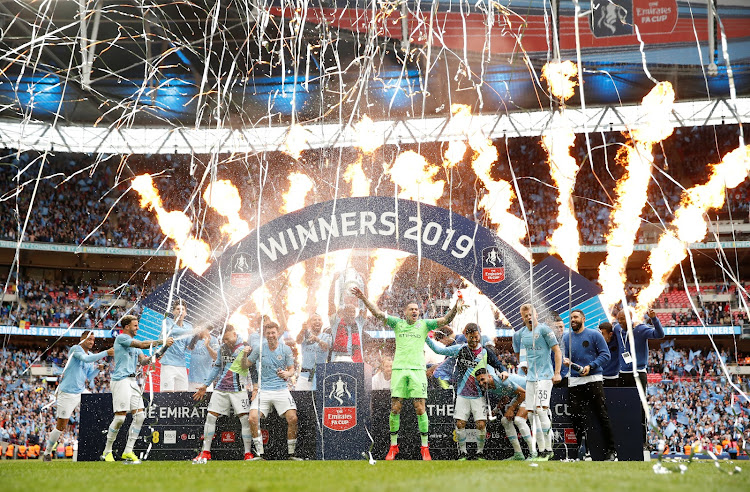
[351,286,463,460]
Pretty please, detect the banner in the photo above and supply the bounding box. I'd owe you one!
[0,325,114,338]
[590,0,678,38]
[663,326,741,336]
[0,240,173,257]
[78,392,319,461]
[633,0,678,34]
[373,388,644,461]
[78,387,645,461]
[316,362,372,460]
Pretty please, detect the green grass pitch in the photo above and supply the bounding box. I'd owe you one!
[2,460,748,492]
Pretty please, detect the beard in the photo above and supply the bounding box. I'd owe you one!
[571,321,582,331]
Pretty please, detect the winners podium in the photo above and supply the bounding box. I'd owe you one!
[314,362,372,460]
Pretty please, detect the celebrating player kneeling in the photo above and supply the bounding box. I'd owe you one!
[192,324,254,463]
[477,369,535,461]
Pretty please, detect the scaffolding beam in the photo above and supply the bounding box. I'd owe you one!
[1,97,749,155]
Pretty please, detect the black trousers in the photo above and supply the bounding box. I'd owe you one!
[603,378,619,388]
[554,378,569,388]
[568,381,616,457]
[618,371,649,445]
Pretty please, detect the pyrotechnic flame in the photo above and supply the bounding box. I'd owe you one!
[203,179,250,245]
[476,181,529,260]
[542,125,581,270]
[353,115,382,154]
[343,157,371,197]
[367,250,410,302]
[131,174,211,275]
[283,124,310,159]
[631,82,676,145]
[174,238,212,276]
[157,210,194,244]
[281,172,315,338]
[598,82,675,311]
[449,104,530,259]
[389,150,445,202]
[132,174,162,210]
[443,140,467,168]
[539,62,581,270]
[282,173,315,213]
[541,60,578,102]
[635,145,750,315]
[228,308,250,341]
[251,285,274,315]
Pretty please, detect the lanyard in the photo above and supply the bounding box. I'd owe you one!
[618,326,631,350]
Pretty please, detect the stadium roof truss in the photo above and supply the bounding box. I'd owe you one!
[2,96,748,155]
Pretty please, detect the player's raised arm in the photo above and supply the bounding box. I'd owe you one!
[240,345,253,369]
[71,344,111,363]
[425,335,461,356]
[646,308,665,339]
[434,297,463,328]
[350,286,386,322]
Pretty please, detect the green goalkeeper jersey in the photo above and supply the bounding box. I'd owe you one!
[386,316,439,370]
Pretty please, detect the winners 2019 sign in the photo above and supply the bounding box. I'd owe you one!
[136,197,604,338]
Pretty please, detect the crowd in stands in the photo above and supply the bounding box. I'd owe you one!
[0,151,174,249]
[0,280,146,328]
[2,125,748,252]
[646,346,750,456]
[613,280,750,328]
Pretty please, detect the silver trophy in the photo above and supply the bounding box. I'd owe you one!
[333,267,366,315]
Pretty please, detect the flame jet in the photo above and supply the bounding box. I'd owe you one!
[541,60,581,270]
[283,124,310,159]
[598,82,676,311]
[366,151,446,301]
[279,173,315,338]
[203,179,250,245]
[635,145,750,315]
[131,174,211,275]
[450,104,530,259]
[353,115,382,155]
